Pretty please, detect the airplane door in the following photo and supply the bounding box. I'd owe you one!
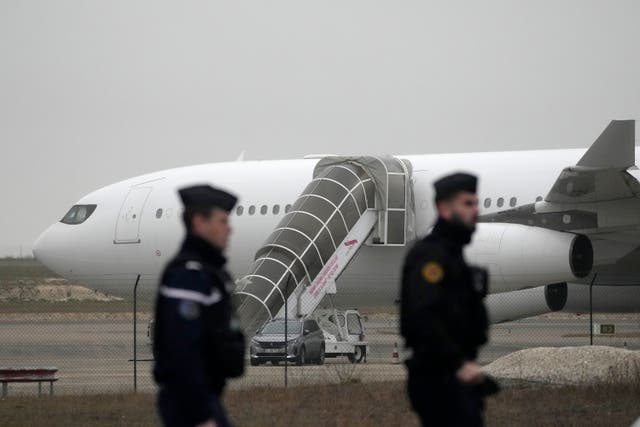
[114,186,152,244]
[412,171,435,237]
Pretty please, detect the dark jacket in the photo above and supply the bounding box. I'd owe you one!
[153,234,245,425]
[400,217,489,376]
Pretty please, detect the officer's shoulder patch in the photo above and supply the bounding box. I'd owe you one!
[421,261,444,284]
[178,299,201,320]
[185,261,202,271]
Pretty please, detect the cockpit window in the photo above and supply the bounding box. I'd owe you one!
[60,204,97,225]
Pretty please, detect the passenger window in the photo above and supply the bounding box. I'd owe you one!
[497,197,504,208]
[484,198,491,208]
[510,197,517,207]
[536,196,543,202]
[156,208,163,219]
[236,206,244,216]
[248,205,256,215]
[285,204,292,213]
[273,205,280,215]
[260,205,268,215]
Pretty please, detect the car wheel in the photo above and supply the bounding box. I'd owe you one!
[296,346,306,366]
[250,359,259,366]
[316,345,325,365]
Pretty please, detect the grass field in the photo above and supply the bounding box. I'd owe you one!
[0,257,58,281]
[0,381,638,427]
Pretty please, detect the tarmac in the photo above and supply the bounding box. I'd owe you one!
[0,314,638,395]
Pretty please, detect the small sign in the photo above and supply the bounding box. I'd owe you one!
[600,324,615,335]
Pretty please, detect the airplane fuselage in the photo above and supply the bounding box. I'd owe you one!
[33,148,640,305]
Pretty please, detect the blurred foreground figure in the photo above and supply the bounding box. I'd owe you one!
[400,173,499,427]
[154,185,245,427]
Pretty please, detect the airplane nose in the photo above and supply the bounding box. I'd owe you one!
[32,225,61,273]
[32,228,50,264]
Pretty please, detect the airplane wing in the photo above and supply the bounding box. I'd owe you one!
[479,120,639,237]
[478,120,640,283]
[546,120,638,204]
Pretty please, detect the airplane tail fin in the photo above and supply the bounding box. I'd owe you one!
[577,120,635,169]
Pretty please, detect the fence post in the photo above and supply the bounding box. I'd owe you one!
[589,273,597,346]
[284,287,288,388]
[133,274,141,392]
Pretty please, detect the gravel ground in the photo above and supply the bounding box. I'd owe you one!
[0,277,122,302]
[484,345,640,385]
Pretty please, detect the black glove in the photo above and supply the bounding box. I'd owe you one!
[474,375,500,396]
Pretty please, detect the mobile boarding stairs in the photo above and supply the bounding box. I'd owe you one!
[232,155,414,333]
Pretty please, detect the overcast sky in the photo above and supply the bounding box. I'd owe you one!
[1,1,640,256]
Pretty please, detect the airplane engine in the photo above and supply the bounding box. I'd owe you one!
[486,283,567,323]
[486,282,640,323]
[466,223,593,292]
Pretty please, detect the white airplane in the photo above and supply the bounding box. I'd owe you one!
[33,120,640,327]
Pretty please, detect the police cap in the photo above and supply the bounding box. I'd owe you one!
[434,173,477,202]
[178,185,237,212]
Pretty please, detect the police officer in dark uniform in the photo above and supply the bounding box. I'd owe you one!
[400,173,498,427]
[154,185,245,427]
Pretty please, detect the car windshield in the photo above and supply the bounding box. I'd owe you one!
[260,320,302,335]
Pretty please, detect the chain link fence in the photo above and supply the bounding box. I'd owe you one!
[1,257,639,396]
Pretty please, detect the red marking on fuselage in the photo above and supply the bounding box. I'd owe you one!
[344,239,358,247]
